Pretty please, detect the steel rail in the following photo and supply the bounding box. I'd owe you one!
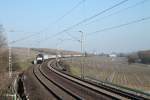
[48,59,150,100]
[39,64,83,100]
[33,63,82,100]
[48,60,127,100]
[33,65,61,100]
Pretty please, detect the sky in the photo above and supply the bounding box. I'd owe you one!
[0,0,150,53]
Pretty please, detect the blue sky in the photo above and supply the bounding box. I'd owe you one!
[0,0,150,53]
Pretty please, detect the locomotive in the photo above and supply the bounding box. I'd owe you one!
[36,54,44,64]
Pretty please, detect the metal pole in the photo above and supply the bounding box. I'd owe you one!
[56,39,64,62]
[79,31,84,79]
[0,56,2,64]
[9,47,12,78]
[28,47,30,59]
[56,44,58,66]
[56,40,61,66]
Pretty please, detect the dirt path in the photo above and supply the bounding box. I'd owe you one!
[23,65,56,100]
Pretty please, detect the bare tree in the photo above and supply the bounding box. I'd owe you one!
[0,25,7,48]
[0,25,9,98]
[0,25,8,72]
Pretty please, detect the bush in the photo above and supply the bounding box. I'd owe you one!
[141,57,150,64]
[127,53,139,64]
[138,51,150,64]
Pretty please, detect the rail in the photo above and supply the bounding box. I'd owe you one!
[48,59,150,100]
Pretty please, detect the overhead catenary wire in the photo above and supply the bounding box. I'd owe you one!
[85,0,149,26]
[10,0,129,44]
[9,0,86,44]
[9,32,41,44]
[38,0,86,34]
[9,0,129,45]
[66,31,80,42]
[53,0,86,24]
[87,16,150,35]
[43,0,129,41]
[61,0,148,41]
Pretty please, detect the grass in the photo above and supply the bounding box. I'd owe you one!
[69,65,81,77]
[17,60,32,71]
[11,47,39,71]
[62,56,150,93]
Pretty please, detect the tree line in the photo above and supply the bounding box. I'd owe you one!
[0,25,8,73]
[128,50,150,64]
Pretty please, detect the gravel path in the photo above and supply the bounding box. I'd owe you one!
[23,65,56,100]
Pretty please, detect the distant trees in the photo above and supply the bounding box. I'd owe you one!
[127,53,139,64]
[138,51,150,64]
[0,25,20,72]
[0,25,7,48]
[127,50,150,64]
[0,25,8,72]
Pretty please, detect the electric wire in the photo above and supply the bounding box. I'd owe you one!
[87,16,150,36]
[66,31,80,42]
[53,0,86,24]
[10,0,129,44]
[43,0,129,41]
[85,0,148,26]
[9,0,86,44]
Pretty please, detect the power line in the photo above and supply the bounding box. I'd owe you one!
[87,16,150,35]
[85,0,148,26]
[70,0,129,28]
[9,0,85,44]
[66,31,80,42]
[43,0,129,41]
[9,32,41,44]
[9,0,129,44]
[38,0,86,34]
[54,0,86,24]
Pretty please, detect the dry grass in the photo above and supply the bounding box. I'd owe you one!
[0,47,32,98]
[63,56,150,93]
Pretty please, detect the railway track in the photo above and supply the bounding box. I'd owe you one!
[33,61,117,100]
[49,59,150,100]
[33,59,150,100]
[33,64,82,100]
